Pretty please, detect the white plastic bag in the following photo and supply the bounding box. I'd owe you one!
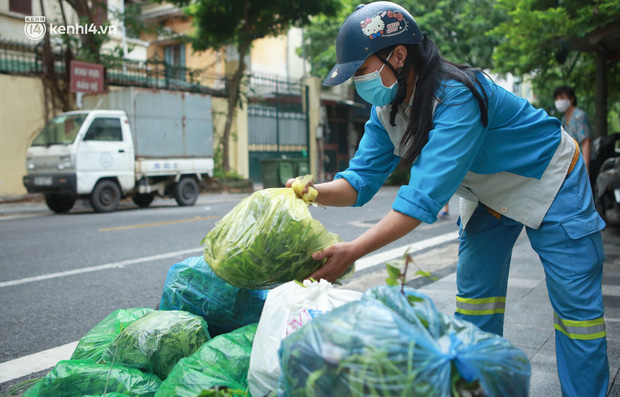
[247,279,362,397]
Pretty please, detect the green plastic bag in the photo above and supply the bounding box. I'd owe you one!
[203,187,344,289]
[103,310,211,380]
[155,323,258,397]
[35,359,161,397]
[71,308,154,363]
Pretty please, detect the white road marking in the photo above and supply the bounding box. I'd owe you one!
[0,248,203,289]
[355,231,459,271]
[0,232,459,384]
[0,213,47,221]
[0,341,78,383]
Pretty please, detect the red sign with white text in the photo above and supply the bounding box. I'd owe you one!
[70,60,104,94]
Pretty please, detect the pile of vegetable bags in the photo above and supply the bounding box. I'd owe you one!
[21,308,257,396]
[278,285,531,396]
[203,175,352,289]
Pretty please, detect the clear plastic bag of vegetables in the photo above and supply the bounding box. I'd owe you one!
[70,307,154,363]
[102,310,211,380]
[156,323,258,397]
[277,286,531,397]
[159,256,268,337]
[33,359,161,397]
[203,176,352,290]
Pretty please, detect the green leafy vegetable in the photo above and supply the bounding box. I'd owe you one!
[278,286,531,396]
[156,324,258,397]
[385,250,438,295]
[71,308,154,363]
[35,360,161,397]
[203,187,348,289]
[103,310,211,380]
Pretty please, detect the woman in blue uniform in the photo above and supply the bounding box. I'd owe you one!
[289,2,609,396]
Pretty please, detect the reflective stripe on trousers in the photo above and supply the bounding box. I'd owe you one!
[554,313,606,340]
[456,296,505,316]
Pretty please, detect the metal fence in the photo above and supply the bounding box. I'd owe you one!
[105,58,227,95]
[0,40,45,75]
[0,39,227,96]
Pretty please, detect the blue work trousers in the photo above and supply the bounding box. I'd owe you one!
[455,155,609,397]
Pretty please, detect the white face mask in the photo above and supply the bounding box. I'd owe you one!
[554,99,571,113]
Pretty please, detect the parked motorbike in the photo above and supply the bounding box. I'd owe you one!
[593,133,620,227]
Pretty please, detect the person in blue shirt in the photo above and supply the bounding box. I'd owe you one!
[287,2,609,396]
[553,85,593,173]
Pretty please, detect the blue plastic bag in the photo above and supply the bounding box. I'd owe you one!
[159,257,268,337]
[278,286,531,397]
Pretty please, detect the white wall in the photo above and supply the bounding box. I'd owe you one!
[287,27,310,80]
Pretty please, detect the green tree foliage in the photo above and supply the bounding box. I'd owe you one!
[489,0,620,130]
[302,0,357,80]
[170,0,342,172]
[405,0,507,68]
[303,0,507,80]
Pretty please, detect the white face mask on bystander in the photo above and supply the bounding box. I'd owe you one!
[554,99,571,113]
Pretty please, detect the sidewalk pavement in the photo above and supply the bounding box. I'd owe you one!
[412,226,620,396]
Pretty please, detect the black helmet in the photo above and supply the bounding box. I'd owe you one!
[323,2,423,86]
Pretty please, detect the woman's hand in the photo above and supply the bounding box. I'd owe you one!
[308,242,361,282]
[285,177,314,196]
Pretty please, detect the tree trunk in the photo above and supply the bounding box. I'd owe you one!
[594,50,608,138]
[221,41,250,172]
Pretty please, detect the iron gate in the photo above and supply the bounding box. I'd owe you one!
[247,74,309,183]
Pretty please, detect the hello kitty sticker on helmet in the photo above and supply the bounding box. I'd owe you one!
[360,10,408,40]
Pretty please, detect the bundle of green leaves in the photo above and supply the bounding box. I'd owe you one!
[203,187,342,290]
[156,323,257,397]
[32,359,161,397]
[103,310,211,380]
[70,308,154,363]
[277,286,530,396]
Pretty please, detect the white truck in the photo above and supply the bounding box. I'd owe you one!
[23,88,214,213]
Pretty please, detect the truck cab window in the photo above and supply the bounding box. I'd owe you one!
[84,118,123,141]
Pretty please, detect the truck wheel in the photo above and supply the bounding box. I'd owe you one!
[173,177,199,206]
[91,180,121,213]
[132,193,155,208]
[45,194,76,214]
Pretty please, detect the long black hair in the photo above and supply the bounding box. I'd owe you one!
[378,35,490,163]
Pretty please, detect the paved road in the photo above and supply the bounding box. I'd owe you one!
[0,187,460,365]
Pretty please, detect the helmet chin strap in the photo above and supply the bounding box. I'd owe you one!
[374,53,399,79]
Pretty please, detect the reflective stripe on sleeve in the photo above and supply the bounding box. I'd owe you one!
[456,296,506,315]
[554,313,606,340]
